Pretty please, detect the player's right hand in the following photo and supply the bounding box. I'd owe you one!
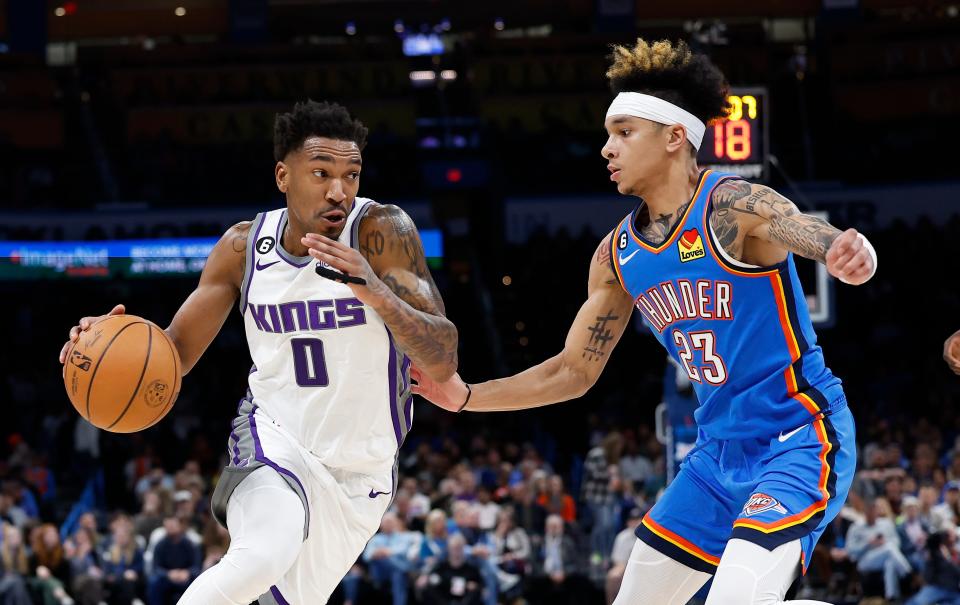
[410,366,470,412]
[945,329,960,375]
[59,304,126,364]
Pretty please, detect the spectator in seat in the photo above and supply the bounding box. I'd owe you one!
[353,512,420,605]
[0,524,32,605]
[101,516,145,605]
[28,523,73,605]
[527,515,590,605]
[536,475,576,525]
[846,498,912,602]
[146,516,200,605]
[420,534,483,605]
[905,526,960,605]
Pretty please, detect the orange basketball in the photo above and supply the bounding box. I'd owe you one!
[63,315,182,433]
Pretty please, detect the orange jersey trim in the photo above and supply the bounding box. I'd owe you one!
[733,418,833,533]
[770,272,820,415]
[641,517,721,566]
[611,217,629,293]
[627,170,711,253]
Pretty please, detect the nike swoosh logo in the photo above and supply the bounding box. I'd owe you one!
[255,260,280,271]
[778,425,806,443]
[368,489,392,499]
[619,250,639,264]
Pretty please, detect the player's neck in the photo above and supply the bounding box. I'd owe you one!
[281,217,310,257]
[638,161,701,219]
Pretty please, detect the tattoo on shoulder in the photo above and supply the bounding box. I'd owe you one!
[362,205,430,278]
[709,180,839,263]
[595,236,612,266]
[230,222,251,254]
[361,204,446,315]
[582,310,619,362]
[709,181,751,259]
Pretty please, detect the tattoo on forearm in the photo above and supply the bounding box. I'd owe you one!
[709,181,839,263]
[767,215,839,263]
[369,270,459,371]
[360,205,457,373]
[582,310,619,362]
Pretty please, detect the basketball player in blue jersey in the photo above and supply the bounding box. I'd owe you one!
[58,101,458,605]
[412,40,877,604]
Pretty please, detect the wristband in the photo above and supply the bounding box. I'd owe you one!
[838,233,877,284]
[456,384,472,413]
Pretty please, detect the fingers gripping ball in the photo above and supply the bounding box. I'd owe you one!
[63,315,182,433]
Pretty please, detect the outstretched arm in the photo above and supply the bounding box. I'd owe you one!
[412,233,635,412]
[710,180,877,285]
[301,204,458,382]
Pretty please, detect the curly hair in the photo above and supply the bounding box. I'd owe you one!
[273,100,369,162]
[606,39,730,125]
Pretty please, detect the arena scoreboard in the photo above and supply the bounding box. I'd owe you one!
[697,87,769,181]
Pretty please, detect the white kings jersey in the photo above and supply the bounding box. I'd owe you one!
[236,199,413,475]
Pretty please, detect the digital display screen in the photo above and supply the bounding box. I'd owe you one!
[402,33,444,56]
[697,87,768,180]
[0,231,444,280]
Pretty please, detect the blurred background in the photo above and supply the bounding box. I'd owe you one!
[0,1,959,604]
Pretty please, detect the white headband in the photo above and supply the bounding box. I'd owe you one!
[606,92,706,151]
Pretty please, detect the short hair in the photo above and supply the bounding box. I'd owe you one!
[606,39,730,125]
[273,100,369,162]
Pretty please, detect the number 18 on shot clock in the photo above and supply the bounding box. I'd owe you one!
[697,87,769,181]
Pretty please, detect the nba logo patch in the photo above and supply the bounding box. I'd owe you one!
[742,493,787,517]
[678,228,705,263]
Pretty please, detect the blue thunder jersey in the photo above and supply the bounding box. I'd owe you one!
[610,170,845,441]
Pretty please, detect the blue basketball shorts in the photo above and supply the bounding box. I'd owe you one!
[636,405,856,573]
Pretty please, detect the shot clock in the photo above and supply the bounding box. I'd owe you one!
[698,87,769,181]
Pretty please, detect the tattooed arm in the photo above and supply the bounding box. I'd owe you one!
[710,180,877,285]
[302,204,458,382]
[410,233,635,412]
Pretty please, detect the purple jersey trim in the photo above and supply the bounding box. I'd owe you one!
[229,431,241,465]
[239,213,267,313]
[247,405,309,514]
[269,585,291,605]
[403,394,414,434]
[386,331,402,445]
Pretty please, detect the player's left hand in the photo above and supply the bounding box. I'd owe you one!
[302,234,383,304]
[944,329,960,375]
[826,228,876,285]
[410,366,470,413]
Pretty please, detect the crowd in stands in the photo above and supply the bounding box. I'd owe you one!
[3,399,960,605]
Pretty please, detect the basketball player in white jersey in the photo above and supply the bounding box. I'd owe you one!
[58,100,458,604]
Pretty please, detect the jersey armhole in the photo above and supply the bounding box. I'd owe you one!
[608,219,629,295]
[238,211,267,314]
